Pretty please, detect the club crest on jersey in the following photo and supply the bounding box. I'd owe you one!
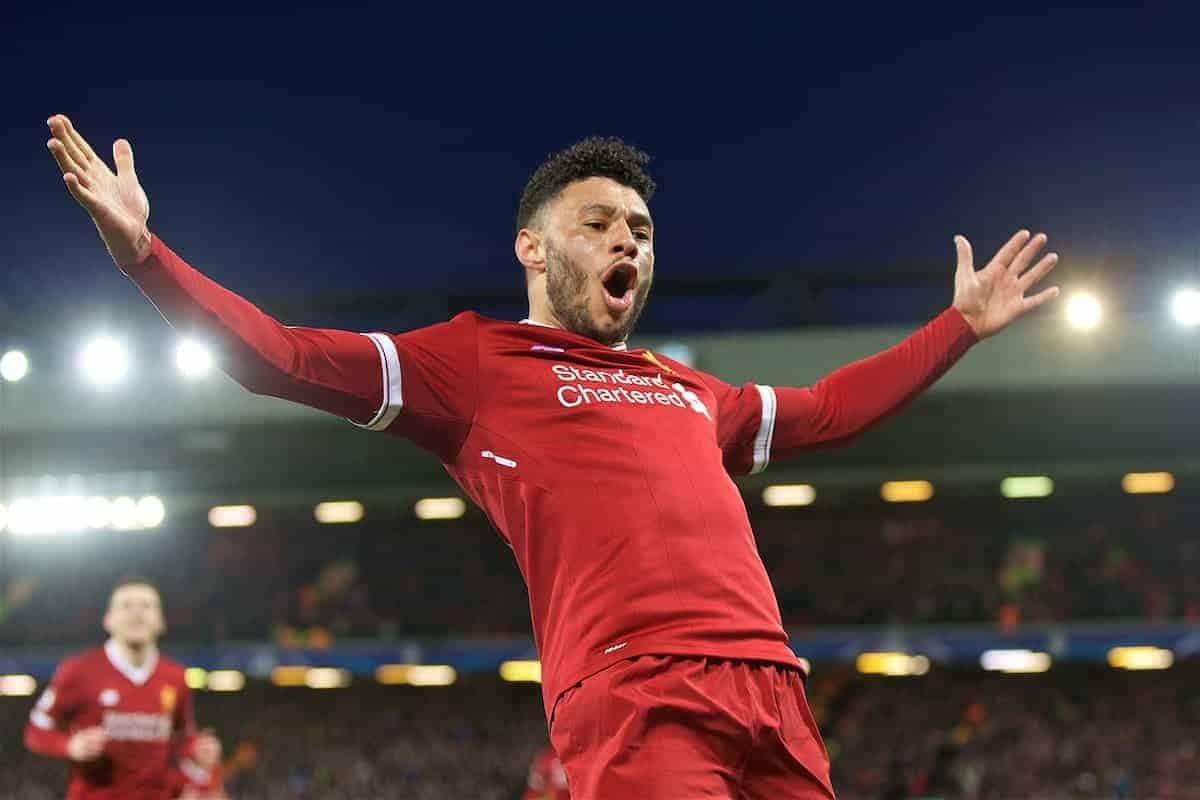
[641,351,677,376]
[160,686,177,713]
[100,688,120,707]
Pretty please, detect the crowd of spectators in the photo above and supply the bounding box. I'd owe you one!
[4,665,1198,798]
[2,495,1196,647]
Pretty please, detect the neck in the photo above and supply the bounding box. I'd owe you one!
[112,639,156,669]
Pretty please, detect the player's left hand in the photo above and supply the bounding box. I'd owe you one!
[952,230,1059,338]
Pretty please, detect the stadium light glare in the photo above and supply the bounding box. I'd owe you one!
[0,350,29,382]
[1064,291,1102,331]
[175,339,214,378]
[980,649,1052,674]
[407,665,457,686]
[855,652,930,677]
[880,481,933,503]
[206,670,246,692]
[136,496,166,529]
[314,500,364,524]
[270,666,310,687]
[79,335,131,386]
[762,484,816,507]
[1170,288,1200,328]
[499,660,542,683]
[208,505,257,528]
[1000,476,1054,499]
[184,668,208,690]
[305,668,350,689]
[1108,646,1173,671]
[375,664,457,686]
[414,497,466,520]
[109,496,139,530]
[1121,472,1175,495]
[0,675,38,696]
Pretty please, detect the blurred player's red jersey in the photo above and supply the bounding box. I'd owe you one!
[25,642,197,800]
[522,745,570,800]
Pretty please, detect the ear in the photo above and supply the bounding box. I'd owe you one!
[102,610,114,637]
[515,228,546,275]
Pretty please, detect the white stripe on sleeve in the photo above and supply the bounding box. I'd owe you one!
[750,384,777,474]
[351,332,404,432]
[30,710,55,731]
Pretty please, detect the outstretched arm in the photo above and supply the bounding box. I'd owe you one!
[709,231,1060,470]
[45,115,385,424]
[775,230,1059,450]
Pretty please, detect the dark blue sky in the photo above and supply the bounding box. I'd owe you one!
[5,4,1200,324]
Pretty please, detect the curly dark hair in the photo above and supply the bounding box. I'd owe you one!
[516,136,657,232]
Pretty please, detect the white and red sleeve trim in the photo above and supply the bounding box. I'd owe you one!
[351,332,404,431]
[750,384,777,474]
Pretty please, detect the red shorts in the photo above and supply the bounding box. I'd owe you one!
[549,655,836,799]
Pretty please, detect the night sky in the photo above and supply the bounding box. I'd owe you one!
[5,4,1200,326]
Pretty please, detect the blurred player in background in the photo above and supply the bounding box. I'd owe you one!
[521,744,570,800]
[45,115,1058,799]
[24,578,223,800]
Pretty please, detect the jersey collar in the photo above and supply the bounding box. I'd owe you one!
[519,318,628,351]
[104,639,159,686]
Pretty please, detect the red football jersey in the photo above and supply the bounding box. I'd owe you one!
[125,237,975,716]
[25,642,196,800]
[522,745,570,800]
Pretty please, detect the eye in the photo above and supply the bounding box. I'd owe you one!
[634,230,651,241]
[584,221,605,230]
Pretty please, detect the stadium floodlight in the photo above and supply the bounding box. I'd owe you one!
[414,497,466,520]
[136,496,166,529]
[1171,288,1200,328]
[208,505,257,528]
[1121,472,1175,495]
[499,660,543,683]
[79,335,131,386]
[1000,476,1054,499]
[375,663,457,686]
[109,497,139,530]
[270,666,309,687]
[206,670,246,692]
[305,668,350,690]
[175,339,214,378]
[1108,646,1173,671]
[0,350,29,382]
[1064,291,1102,331]
[855,652,930,677]
[0,675,38,696]
[184,668,208,690]
[762,484,816,507]
[980,649,1052,674]
[406,665,457,686]
[880,480,933,503]
[314,500,364,524]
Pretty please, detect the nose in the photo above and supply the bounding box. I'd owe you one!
[610,220,639,260]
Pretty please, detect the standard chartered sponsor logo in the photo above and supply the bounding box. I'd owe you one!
[551,364,711,417]
[102,711,172,741]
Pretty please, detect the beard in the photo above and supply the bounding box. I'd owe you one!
[545,240,652,346]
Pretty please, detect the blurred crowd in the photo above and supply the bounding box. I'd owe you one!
[4,665,1199,799]
[1,495,1196,647]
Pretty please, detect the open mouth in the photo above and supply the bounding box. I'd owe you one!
[601,262,638,312]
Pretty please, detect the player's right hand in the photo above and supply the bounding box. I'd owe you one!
[66,726,108,762]
[46,114,152,268]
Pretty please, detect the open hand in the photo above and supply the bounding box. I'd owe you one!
[66,726,108,762]
[46,114,151,268]
[952,230,1059,338]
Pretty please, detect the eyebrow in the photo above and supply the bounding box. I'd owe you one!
[579,203,654,230]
